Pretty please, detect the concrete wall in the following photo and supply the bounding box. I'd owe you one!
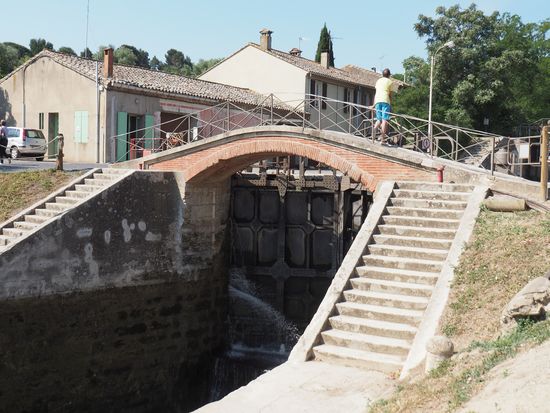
[0,56,101,163]
[199,46,307,104]
[0,171,232,412]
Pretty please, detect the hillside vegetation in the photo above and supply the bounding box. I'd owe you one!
[0,170,80,222]
[370,209,550,412]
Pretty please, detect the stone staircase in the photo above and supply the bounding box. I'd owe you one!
[312,182,474,373]
[0,168,131,254]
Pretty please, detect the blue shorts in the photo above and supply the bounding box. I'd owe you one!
[375,102,391,121]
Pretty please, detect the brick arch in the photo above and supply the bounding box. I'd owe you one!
[185,139,372,186]
[149,135,434,191]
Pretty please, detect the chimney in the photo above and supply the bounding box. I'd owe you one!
[320,52,329,69]
[103,48,114,78]
[289,48,302,57]
[260,28,273,51]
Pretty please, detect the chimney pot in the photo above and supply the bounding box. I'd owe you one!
[103,48,114,78]
[320,52,329,69]
[289,48,302,57]
[260,28,273,51]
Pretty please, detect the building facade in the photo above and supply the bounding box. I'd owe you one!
[200,30,402,131]
[0,49,277,163]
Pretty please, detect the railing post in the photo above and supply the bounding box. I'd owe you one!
[491,136,495,175]
[541,126,548,201]
[302,98,306,129]
[348,105,352,134]
[317,96,321,130]
[370,108,376,143]
[226,101,230,131]
[270,94,274,125]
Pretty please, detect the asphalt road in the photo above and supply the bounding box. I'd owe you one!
[0,158,108,173]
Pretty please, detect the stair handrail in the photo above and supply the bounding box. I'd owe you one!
[289,180,396,362]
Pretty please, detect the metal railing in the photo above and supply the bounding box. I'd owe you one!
[110,94,542,176]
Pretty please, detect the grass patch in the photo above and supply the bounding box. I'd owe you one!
[369,209,550,412]
[0,169,81,222]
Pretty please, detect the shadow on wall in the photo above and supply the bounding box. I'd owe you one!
[0,88,14,124]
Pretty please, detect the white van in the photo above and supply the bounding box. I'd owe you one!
[5,127,47,161]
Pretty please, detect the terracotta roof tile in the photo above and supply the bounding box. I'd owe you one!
[34,50,287,108]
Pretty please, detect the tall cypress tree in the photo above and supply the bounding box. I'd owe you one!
[315,23,335,66]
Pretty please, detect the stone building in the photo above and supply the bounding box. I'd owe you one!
[199,29,403,131]
[0,49,278,163]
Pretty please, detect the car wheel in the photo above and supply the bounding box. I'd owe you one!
[36,156,44,161]
[10,147,20,159]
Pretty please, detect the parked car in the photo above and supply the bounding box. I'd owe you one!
[5,127,47,161]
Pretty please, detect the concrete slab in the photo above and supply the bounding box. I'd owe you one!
[193,360,395,413]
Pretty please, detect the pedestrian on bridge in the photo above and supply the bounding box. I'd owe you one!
[373,68,393,145]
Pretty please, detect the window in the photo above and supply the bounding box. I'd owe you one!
[38,113,44,129]
[74,111,89,143]
[309,79,317,107]
[321,82,327,109]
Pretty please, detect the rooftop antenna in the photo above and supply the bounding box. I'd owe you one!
[298,36,308,51]
[85,0,90,58]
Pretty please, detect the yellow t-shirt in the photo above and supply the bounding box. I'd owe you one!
[374,77,393,104]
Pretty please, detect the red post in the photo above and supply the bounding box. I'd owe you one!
[437,166,445,182]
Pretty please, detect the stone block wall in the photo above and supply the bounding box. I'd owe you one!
[0,172,232,412]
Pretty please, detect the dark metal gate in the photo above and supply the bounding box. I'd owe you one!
[230,172,371,331]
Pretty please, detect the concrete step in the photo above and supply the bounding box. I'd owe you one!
[55,196,80,205]
[74,183,104,192]
[0,235,13,246]
[313,344,404,373]
[393,189,470,202]
[45,202,69,212]
[329,315,417,340]
[93,172,118,180]
[389,197,468,210]
[336,301,423,325]
[372,234,452,251]
[343,289,430,310]
[396,182,475,193]
[321,329,411,356]
[350,277,434,297]
[13,221,38,231]
[25,215,50,224]
[363,255,443,273]
[35,208,59,218]
[386,206,463,220]
[377,224,456,240]
[64,190,90,199]
[366,244,448,261]
[84,178,110,186]
[356,266,439,285]
[382,215,461,230]
[2,227,27,237]
[101,168,129,175]
[88,176,116,185]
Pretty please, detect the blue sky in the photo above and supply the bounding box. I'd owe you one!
[3,0,547,72]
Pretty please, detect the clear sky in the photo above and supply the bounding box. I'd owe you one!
[2,0,547,72]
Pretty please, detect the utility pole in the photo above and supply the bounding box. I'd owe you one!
[541,126,548,202]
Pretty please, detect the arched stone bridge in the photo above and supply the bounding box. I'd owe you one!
[122,126,443,190]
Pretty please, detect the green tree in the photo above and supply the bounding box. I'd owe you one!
[29,38,53,56]
[115,44,149,68]
[150,56,163,71]
[192,58,222,77]
[57,47,76,56]
[80,47,93,58]
[163,48,193,75]
[315,23,335,66]
[394,4,549,133]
